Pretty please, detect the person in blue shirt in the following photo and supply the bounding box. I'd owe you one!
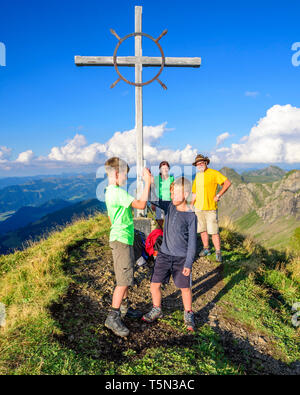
[142,177,197,331]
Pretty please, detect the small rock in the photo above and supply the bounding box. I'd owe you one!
[257,336,267,345]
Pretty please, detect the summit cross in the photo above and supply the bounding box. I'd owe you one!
[75,6,201,215]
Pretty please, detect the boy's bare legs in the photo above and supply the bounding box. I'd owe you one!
[105,285,130,337]
[181,288,192,311]
[151,282,162,307]
[112,285,128,309]
[142,282,163,322]
[181,287,195,331]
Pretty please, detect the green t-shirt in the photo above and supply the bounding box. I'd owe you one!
[154,174,174,201]
[105,184,135,245]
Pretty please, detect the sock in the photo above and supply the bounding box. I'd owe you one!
[111,307,120,312]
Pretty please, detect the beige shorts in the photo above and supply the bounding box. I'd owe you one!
[195,210,219,235]
[109,241,135,286]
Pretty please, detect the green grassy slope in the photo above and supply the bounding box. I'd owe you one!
[0,214,299,375]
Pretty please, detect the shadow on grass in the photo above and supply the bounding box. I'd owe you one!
[48,232,298,375]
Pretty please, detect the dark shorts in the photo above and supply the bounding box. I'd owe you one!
[151,251,192,289]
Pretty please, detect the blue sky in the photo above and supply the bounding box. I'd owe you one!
[0,0,300,176]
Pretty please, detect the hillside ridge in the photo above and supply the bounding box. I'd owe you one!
[0,213,299,375]
[218,170,300,248]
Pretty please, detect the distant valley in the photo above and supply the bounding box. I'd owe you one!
[0,166,298,253]
[0,173,98,213]
[0,199,72,235]
[219,167,300,249]
[0,198,106,254]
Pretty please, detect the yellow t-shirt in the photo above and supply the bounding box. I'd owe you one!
[192,168,227,210]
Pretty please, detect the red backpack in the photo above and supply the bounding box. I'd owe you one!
[145,229,163,257]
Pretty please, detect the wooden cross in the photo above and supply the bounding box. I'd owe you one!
[75,6,201,216]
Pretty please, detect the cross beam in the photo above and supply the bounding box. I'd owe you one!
[75,56,201,67]
[74,6,201,217]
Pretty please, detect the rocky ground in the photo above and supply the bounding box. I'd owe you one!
[50,234,300,375]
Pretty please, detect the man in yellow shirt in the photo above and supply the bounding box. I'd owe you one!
[191,154,231,262]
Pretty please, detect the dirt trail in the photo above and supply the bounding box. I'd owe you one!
[50,235,299,375]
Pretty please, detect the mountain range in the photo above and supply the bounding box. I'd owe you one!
[0,165,298,252]
[0,199,72,235]
[0,198,106,254]
[218,168,300,249]
[0,173,97,213]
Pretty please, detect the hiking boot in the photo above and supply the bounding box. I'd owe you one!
[215,251,222,262]
[120,304,143,319]
[199,248,211,257]
[184,310,195,331]
[105,310,129,337]
[142,306,163,323]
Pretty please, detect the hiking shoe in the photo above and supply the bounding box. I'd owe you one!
[184,310,195,331]
[142,306,163,323]
[199,248,211,257]
[120,305,143,319]
[105,310,129,337]
[215,251,222,262]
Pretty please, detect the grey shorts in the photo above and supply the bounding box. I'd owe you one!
[109,241,135,286]
[195,210,219,235]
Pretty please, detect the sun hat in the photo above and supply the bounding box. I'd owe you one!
[192,154,210,166]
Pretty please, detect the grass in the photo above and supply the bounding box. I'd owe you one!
[233,213,299,251]
[216,227,300,364]
[236,210,260,230]
[118,323,242,375]
[289,227,300,254]
[0,214,111,374]
[0,213,299,374]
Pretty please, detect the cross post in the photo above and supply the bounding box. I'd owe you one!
[75,6,201,217]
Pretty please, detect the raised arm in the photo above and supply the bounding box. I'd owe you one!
[131,168,152,210]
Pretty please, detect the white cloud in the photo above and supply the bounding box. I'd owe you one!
[0,123,198,173]
[16,150,35,163]
[48,134,106,163]
[245,91,260,97]
[216,147,230,153]
[105,123,196,164]
[216,132,231,146]
[212,104,300,164]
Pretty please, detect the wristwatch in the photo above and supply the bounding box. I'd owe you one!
[216,194,221,199]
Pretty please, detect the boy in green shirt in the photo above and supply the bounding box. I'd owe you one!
[104,157,151,337]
